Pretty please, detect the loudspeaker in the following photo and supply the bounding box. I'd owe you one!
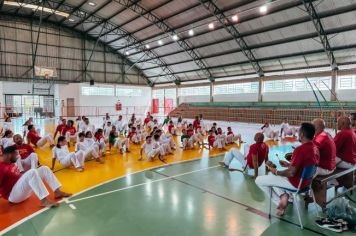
[90,80,94,86]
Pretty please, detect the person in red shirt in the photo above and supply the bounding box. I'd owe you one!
[94,128,106,155]
[193,116,200,132]
[62,120,77,147]
[167,121,176,135]
[0,146,71,207]
[312,118,336,176]
[27,125,55,148]
[13,134,38,172]
[128,126,139,144]
[226,127,242,144]
[54,118,66,139]
[334,116,356,168]
[220,132,269,179]
[256,122,318,216]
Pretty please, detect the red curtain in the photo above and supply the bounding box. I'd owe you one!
[152,99,159,114]
[164,98,173,115]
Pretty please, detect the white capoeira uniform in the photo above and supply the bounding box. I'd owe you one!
[336,157,354,169]
[136,128,147,142]
[226,132,242,144]
[52,145,85,169]
[104,126,113,141]
[8,166,61,203]
[112,137,129,151]
[223,145,250,168]
[75,141,99,160]
[95,137,106,155]
[35,134,55,147]
[146,121,155,130]
[262,126,278,139]
[129,132,141,144]
[160,134,175,149]
[0,137,15,149]
[281,122,297,137]
[255,173,297,205]
[16,153,39,172]
[2,122,13,131]
[181,136,193,149]
[114,120,127,135]
[215,133,227,148]
[78,123,96,134]
[142,142,165,161]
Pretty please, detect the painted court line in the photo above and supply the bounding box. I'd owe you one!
[66,165,220,204]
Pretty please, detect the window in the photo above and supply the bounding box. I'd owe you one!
[179,86,210,96]
[116,87,143,96]
[338,76,356,90]
[81,86,114,96]
[263,77,331,92]
[213,82,259,95]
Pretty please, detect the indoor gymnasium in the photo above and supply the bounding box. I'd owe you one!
[0,0,356,235]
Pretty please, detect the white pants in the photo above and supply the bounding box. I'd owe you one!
[8,166,61,203]
[223,144,250,167]
[131,134,141,143]
[15,153,39,172]
[226,134,241,144]
[65,132,76,143]
[97,140,106,154]
[315,167,334,177]
[84,146,99,160]
[255,173,297,205]
[114,138,129,150]
[59,151,85,168]
[283,128,297,136]
[160,142,172,155]
[212,138,226,149]
[146,147,165,160]
[37,134,54,147]
[191,133,204,143]
[182,138,193,149]
[161,136,175,148]
[336,157,354,169]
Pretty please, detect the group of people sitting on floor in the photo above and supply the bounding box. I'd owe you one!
[0,112,355,214]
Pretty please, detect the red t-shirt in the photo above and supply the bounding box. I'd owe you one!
[187,129,194,137]
[193,120,200,130]
[246,142,269,168]
[56,124,65,134]
[15,144,35,159]
[313,132,336,170]
[127,131,136,139]
[288,142,318,188]
[334,129,356,164]
[227,131,233,135]
[27,130,41,145]
[62,126,76,136]
[208,135,215,146]
[168,125,174,134]
[0,162,21,200]
[144,117,150,125]
[95,133,104,141]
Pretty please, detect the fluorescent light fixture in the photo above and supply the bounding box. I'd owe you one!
[88,2,96,6]
[259,5,268,14]
[3,1,69,18]
[208,23,214,29]
[231,15,238,22]
[172,34,179,41]
[158,40,163,45]
[68,18,75,22]
[125,51,130,55]
[188,29,194,36]
[145,44,150,49]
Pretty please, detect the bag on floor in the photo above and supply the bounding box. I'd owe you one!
[326,197,356,227]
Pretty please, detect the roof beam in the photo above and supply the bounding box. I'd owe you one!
[302,0,338,70]
[198,0,264,76]
[113,0,213,82]
[137,3,356,64]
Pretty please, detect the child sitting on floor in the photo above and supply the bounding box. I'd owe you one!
[226,127,242,144]
[139,136,164,161]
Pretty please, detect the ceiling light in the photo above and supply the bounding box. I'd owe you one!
[231,15,238,22]
[158,40,163,45]
[259,5,268,14]
[68,18,75,22]
[88,2,96,6]
[208,23,214,30]
[145,44,150,49]
[125,51,130,55]
[172,35,179,41]
[3,1,69,17]
[188,29,194,36]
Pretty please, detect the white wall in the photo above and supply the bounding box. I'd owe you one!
[178,95,210,104]
[337,89,356,101]
[262,91,332,102]
[214,93,259,102]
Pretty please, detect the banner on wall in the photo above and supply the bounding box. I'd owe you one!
[164,98,173,115]
[152,99,159,114]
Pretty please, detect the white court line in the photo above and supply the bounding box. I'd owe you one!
[66,165,219,204]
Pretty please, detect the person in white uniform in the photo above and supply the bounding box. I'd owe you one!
[280,118,297,138]
[0,146,71,207]
[13,134,39,172]
[0,130,15,150]
[114,115,127,135]
[75,133,104,163]
[261,122,279,141]
[51,136,85,172]
[139,136,165,161]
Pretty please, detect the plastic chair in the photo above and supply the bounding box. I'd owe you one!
[268,165,317,229]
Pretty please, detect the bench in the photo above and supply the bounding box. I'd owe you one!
[310,166,356,209]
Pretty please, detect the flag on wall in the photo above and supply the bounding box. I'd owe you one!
[152,99,159,114]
